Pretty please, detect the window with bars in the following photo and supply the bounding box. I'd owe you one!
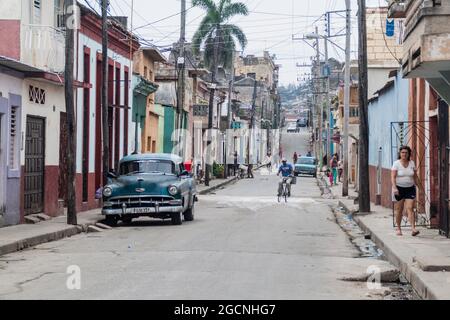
[350,106,359,118]
[54,0,65,28]
[29,85,46,104]
[31,0,42,24]
[9,107,19,170]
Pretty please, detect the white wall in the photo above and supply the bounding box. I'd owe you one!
[20,79,65,166]
[75,33,135,174]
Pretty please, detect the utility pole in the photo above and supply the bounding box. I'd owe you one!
[205,27,220,186]
[64,0,77,225]
[343,0,351,197]
[101,0,109,186]
[314,26,323,167]
[177,0,186,134]
[247,78,258,170]
[323,32,331,169]
[225,50,235,178]
[358,0,370,213]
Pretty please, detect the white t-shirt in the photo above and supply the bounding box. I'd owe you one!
[392,160,416,188]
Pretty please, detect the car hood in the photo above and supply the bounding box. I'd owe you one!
[107,174,180,197]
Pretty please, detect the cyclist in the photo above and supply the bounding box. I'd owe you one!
[277,158,294,197]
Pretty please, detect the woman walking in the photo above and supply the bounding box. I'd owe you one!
[329,155,338,186]
[391,146,420,237]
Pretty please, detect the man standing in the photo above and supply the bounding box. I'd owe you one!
[233,151,239,176]
[293,152,298,164]
[277,158,294,197]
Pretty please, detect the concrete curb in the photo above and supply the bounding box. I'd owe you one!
[352,215,437,300]
[198,177,238,195]
[335,192,437,300]
[0,225,81,257]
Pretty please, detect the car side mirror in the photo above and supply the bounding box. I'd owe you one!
[107,171,117,179]
[179,170,189,177]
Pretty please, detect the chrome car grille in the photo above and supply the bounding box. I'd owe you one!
[105,196,179,209]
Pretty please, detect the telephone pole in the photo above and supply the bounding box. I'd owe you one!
[314,26,323,167]
[101,0,109,185]
[358,0,370,213]
[176,0,186,133]
[225,50,235,178]
[64,0,77,225]
[205,27,220,186]
[343,0,351,197]
[323,32,331,169]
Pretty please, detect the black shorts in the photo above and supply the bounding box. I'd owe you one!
[394,186,416,201]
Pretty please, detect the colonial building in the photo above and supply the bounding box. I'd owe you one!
[74,3,140,212]
[133,47,166,154]
[0,0,68,224]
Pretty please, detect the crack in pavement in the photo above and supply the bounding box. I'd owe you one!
[0,272,56,298]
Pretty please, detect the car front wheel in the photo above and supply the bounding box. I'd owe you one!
[183,204,195,221]
[104,215,118,227]
[171,212,182,225]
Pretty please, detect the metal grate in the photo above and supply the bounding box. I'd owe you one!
[9,107,17,168]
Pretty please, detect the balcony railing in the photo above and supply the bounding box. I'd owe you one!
[22,25,65,73]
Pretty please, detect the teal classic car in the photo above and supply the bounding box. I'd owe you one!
[294,156,318,178]
[102,153,197,226]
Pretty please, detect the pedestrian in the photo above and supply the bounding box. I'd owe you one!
[247,163,254,178]
[265,152,272,172]
[293,152,298,165]
[307,150,312,157]
[233,151,239,176]
[330,155,338,186]
[338,159,343,182]
[391,146,420,237]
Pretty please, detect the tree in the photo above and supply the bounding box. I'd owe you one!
[192,0,249,72]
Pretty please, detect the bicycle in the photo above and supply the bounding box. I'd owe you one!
[278,177,290,203]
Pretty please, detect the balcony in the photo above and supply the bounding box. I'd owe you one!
[21,25,65,74]
[400,0,450,81]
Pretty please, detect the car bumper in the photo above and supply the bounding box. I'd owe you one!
[102,205,184,215]
[295,170,316,175]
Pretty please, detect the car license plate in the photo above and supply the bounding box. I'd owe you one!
[127,207,153,214]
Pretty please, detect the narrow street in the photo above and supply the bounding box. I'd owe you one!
[0,131,409,300]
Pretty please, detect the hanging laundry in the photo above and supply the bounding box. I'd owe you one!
[386,19,395,37]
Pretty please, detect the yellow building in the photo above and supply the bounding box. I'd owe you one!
[133,47,166,153]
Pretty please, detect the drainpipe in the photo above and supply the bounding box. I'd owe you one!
[376,147,382,205]
[133,112,139,154]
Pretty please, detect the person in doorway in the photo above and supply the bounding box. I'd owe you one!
[391,146,421,237]
[293,151,298,165]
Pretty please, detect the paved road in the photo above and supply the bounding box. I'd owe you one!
[0,131,386,299]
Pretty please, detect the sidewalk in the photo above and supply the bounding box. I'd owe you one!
[0,176,238,257]
[320,173,450,299]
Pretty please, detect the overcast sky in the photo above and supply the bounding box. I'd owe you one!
[87,0,386,86]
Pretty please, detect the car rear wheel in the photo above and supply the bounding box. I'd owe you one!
[171,212,182,225]
[183,204,195,221]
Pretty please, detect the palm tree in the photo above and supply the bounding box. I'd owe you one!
[192,0,248,73]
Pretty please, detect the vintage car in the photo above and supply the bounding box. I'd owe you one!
[102,153,197,226]
[294,156,318,178]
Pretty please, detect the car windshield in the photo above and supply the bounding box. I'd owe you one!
[120,159,175,175]
[298,158,316,165]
